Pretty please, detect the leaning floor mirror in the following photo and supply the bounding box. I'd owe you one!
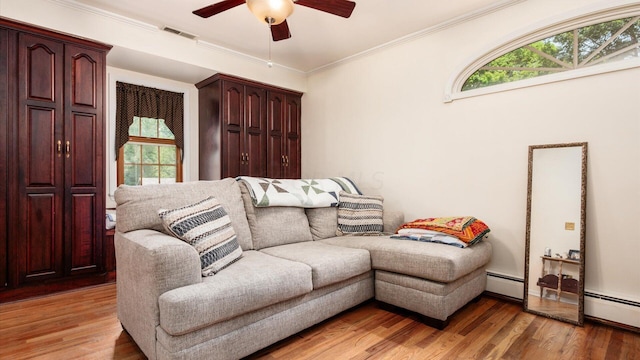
[524,142,587,326]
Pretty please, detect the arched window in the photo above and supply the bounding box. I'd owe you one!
[445,3,640,102]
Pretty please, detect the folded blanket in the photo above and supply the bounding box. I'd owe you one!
[396,217,490,245]
[237,177,361,208]
[392,229,467,248]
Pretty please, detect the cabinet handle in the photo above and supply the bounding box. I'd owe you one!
[57,140,62,156]
[65,141,71,158]
[285,155,289,167]
[281,155,286,165]
[245,154,249,163]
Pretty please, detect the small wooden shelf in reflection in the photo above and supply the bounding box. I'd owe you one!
[537,256,580,299]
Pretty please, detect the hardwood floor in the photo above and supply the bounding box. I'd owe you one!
[1,283,638,360]
[526,294,579,323]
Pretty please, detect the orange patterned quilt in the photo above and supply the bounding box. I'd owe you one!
[396,216,490,245]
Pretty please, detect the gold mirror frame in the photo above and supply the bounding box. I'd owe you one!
[524,142,587,326]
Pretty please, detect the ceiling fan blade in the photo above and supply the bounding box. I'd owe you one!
[295,0,356,18]
[193,0,245,18]
[271,20,292,41]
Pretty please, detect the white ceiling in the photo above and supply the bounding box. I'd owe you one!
[75,0,508,73]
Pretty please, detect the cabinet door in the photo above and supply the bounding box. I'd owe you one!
[0,28,8,289]
[221,81,245,178]
[64,44,104,274]
[244,85,267,177]
[266,91,286,178]
[15,33,65,283]
[284,95,302,179]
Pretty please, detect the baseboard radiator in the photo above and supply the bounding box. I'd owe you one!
[484,271,640,331]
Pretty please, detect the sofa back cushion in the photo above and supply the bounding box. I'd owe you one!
[239,182,313,249]
[115,179,254,250]
[305,207,339,240]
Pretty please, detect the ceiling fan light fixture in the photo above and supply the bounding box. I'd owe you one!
[246,0,294,25]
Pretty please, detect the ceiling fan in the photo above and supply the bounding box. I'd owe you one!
[193,0,356,41]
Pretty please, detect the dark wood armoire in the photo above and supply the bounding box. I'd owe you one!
[0,17,111,302]
[196,73,302,180]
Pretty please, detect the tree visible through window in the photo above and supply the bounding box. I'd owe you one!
[463,16,640,91]
[118,117,182,185]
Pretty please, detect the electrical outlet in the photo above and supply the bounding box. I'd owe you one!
[565,222,575,230]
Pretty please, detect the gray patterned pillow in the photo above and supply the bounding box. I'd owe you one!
[336,191,384,236]
[159,197,242,276]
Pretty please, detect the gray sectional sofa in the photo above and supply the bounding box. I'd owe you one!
[114,178,492,360]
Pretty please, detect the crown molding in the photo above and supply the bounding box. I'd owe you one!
[48,0,157,32]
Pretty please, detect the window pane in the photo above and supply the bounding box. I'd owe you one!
[129,117,141,136]
[142,145,159,164]
[141,117,158,138]
[543,30,574,64]
[124,165,141,185]
[160,166,177,184]
[123,143,140,164]
[595,19,640,64]
[159,145,176,165]
[142,165,159,185]
[158,119,175,140]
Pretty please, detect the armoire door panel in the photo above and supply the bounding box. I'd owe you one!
[222,82,243,128]
[223,127,243,178]
[285,96,302,178]
[244,85,266,177]
[0,28,8,289]
[267,92,285,178]
[69,53,97,108]
[26,107,58,187]
[68,194,97,273]
[68,113,96,187]
[20,34,63,103]
[221,82,244,178]
[245,86,265,131]
[24,193,62,280]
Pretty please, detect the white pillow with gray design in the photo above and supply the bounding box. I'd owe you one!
[159,197,242,276]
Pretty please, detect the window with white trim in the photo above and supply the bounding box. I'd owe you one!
[463,16,639,91]
[445,3,640,102]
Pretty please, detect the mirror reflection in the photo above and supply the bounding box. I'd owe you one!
[524,143,587,325]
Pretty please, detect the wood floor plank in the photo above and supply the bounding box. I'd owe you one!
[1,283,639,360]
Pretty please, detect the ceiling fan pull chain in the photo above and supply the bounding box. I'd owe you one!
[267,24,273,68]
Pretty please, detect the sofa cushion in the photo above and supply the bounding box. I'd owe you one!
[319,236,492,283]
[306,207,339,240]
[115,179,253,250]
[158,251,313,336]
[260,242,371,289]
[158,197,242,276]
[336,192,384,236]
[239,182,313,249]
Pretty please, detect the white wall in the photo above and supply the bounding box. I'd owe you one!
[302,0,640,324]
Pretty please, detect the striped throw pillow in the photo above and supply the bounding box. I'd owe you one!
[158,197,242,276]
[336,192,384,236]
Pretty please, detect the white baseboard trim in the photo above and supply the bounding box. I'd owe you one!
[485,271,640,328]
[486,271,524,299]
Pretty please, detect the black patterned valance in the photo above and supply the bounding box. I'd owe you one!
[115,81,184,161]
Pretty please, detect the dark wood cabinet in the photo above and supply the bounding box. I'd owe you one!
[267,92,301,178]
[0,18,110,301]
[197,74,302,179]
[0,27,8,290]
